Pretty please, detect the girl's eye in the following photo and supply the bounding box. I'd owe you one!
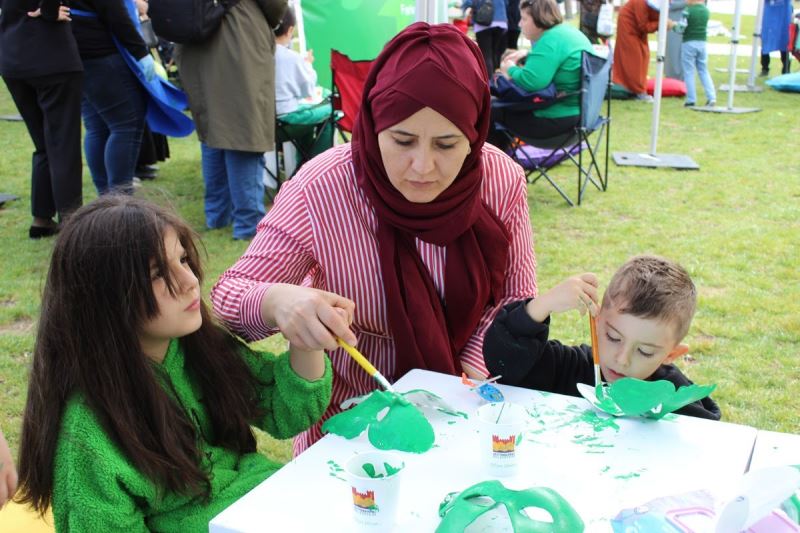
[180,255,189,264]
[151,270,164,281]
[638,348,655,357]
[605,332,620,343]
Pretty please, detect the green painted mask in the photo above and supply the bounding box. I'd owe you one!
[586,378,715,419]
[437,480,584,532]
[321,390,435,453]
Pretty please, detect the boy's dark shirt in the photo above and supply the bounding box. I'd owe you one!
[483,300,721,421]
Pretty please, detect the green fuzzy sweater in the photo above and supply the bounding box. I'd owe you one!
[51,339,332,532]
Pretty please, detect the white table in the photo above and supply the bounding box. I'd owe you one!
[749,430,800,471]
[210,369,758,532]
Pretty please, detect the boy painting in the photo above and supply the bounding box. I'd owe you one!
[483,255,721,420]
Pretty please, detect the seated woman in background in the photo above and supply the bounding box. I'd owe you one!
[488,0,593,151]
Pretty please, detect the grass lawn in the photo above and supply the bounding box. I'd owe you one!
[0,50,798,466]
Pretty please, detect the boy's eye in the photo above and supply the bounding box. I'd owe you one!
[605,332,620,343]
[637,348,655,357]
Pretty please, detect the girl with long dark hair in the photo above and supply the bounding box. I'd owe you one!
[15,195,333,530]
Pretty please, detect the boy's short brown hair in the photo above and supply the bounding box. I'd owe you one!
[602,255,697,342]
[520,0,563,30]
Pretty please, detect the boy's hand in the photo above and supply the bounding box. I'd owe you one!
[525,273,599,323]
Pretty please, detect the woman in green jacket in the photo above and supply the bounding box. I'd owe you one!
[15,196,339,531]
[489,0,593,151]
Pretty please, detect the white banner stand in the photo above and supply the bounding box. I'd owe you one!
[613,0,699,169]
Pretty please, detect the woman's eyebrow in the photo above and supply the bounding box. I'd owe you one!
[388,129,462,140]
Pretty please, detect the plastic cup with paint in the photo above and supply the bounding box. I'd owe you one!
[476,402,527,477]
[344,451,405,529]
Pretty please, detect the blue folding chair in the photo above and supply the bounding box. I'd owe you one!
[498,50,612,206]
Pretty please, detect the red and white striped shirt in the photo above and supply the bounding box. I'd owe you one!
[211,143,537,455]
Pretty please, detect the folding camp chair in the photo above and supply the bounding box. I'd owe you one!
[498,50,612,206]
[330,49,374,142]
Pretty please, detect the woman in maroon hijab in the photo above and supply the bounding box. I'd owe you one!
[211,22,538,454]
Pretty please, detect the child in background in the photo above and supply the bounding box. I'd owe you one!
[272,5,332,169]
[0,427,17,507]
[483,255,721,420]
[15,196,334,530]
[679,0,716,107]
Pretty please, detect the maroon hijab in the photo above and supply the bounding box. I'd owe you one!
[351,22,511,378]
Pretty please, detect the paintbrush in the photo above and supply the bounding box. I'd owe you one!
[589,315,601,387]
[337,338,395,392]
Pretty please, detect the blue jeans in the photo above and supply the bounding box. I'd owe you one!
[201,144,266,239]
[81,53,147,194]
[681,40,716,104]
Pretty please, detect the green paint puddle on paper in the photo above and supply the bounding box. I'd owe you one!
[322,390,435,453]
[437,480,584,532]
[592,378,716,419]
[447,420,457,425]
[614,472,642,480]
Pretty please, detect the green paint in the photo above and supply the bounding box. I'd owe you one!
[327,459,346,481]
[360,461,403,479]
[575,410,620,432]
[590,378,716,419]
[401,389,468,418]
[436,480,584,533]
[447,420,457,425]
[614,472,642,480]
[322,390,435,453]
[601,466,611,473]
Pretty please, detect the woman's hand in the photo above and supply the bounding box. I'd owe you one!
[261,284,357,351]
[27,5,71,21]
[525,273,599,323]
[304,49,315,64]
[0,429,18,509]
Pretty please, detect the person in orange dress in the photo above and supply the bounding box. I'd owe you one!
[612,0,674,100]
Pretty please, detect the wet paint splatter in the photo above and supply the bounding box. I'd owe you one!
[614,470,645,480]
[327,459,346,482]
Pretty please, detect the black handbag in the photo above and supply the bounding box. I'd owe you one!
[149,0,239,44]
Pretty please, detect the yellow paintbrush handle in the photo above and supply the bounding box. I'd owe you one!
[337,338,394,391]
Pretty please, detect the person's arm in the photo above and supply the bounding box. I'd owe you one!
[238,346,333,439]
[483,300,596,395]
[0,428,17,508]
[636,0,661,34]
[53,404,151,532]
[210,182,357,351]
[93,0,148,59]
[507,37,561,91]
[457,157,537,377]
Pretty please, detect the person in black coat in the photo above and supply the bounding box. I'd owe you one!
[0,0,83,238]
[483,255,721,421]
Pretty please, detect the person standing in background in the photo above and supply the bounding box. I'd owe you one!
[664,0,687,79]
[759,0,792,75]
[463,0,510,77]
[507,0,522,49]
[578,0,610,44]
[177,0,288,241]
[0,0,83,238]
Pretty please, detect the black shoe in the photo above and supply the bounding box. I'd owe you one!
[29,224,59,239]
[135,164,158,180]
[705,100,716,107]
[684,101,696,107]
[759,69,769,77]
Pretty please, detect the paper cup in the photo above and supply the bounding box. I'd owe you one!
[476,402,527,477]
[345,451,405,529]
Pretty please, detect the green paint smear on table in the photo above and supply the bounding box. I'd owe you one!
[593,378,716,419]
[614,472,642,480]
[327,459,346,481]
[361,461,403,479]
[401,389,468,419]
[322,390,435,453]
[436,480,584,533]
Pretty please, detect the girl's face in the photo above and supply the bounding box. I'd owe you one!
[139,226,202,363]
[377,106,471,203]
[520,11,543,41]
